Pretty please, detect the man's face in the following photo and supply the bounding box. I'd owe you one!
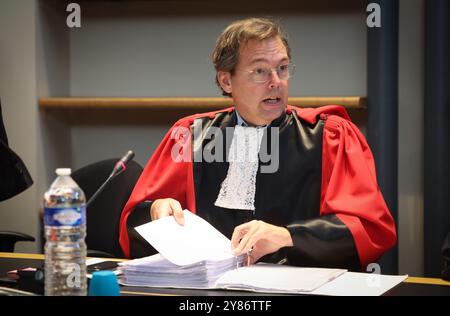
[218,37,290,126]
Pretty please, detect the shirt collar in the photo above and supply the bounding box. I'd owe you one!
[235,110,250,127]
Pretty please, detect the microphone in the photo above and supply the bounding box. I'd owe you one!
[86,150,135,208]
[110,150,135,178]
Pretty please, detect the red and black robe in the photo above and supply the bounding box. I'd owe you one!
[119,105,397,270]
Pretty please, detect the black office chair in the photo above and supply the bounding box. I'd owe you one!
[0,232,35,253]
[0,99,35,252]
[71,158,143,259]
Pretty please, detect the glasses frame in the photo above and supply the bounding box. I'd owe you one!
[236,63,296,84]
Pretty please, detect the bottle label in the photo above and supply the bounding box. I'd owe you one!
[44,206,86,226]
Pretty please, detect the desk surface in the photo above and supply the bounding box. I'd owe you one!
[1,252,449,296]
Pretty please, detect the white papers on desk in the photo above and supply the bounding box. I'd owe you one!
[119,255,345,292]
[124,210,407,295]
[120,257,406,295]
[123,210,246,288]
[121,210,346,293]
[215,264,346,293]
[310,272,408,296]
[119,253,243,288]
[216,267,407,295]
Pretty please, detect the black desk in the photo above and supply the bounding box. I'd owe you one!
[1,252,449,296]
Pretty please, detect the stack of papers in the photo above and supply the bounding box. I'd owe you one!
[120,255,346,292]
[119,210,246,288]
[120,253,245,288]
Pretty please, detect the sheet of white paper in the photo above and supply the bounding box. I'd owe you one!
[310,272,408,296]
[216,264,346,293]
[134,210,234,266]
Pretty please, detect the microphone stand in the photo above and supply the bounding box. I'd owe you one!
[86,150,135,207]
[86,173,117,208]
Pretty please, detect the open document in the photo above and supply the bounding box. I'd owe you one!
[119,210,407,295]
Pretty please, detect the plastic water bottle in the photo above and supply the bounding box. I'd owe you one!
[43,168,87,296]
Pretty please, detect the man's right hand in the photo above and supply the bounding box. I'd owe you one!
[150,198,185,225]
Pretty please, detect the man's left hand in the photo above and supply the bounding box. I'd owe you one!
[231,220,293,264]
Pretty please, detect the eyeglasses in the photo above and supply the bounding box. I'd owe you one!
[237,63,295,83]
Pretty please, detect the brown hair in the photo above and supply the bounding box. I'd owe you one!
[212,17,291,97]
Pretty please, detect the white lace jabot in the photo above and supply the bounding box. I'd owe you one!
[214,124,265,210]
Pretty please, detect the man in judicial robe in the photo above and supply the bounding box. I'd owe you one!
[119,18,397,271]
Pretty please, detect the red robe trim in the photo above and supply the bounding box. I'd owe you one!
[119,105,397,267]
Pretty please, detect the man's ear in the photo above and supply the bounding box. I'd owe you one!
[217,71,232,94]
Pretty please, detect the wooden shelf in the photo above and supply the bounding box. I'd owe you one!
[39,97,366,110]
